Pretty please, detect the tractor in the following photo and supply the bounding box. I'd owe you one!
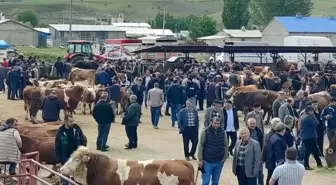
[65,40,104,64]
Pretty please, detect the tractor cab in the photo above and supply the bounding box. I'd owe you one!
[65,40,104,64]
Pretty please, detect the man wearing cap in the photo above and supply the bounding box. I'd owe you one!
[204,100,224,128]
[41,91,61,122]
[321,97,336,142]
[178,100,199,161]
[246,102,265,134]
[272,91,286,118]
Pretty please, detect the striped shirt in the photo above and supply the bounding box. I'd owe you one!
[187,109,195,127]
[271,160,305,185]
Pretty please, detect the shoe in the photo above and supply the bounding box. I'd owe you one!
[139,121,142,123]
[154,126,159,129]
[165,112,171,116]
[101,148,110,152]
[96,147,101,150]
[185,157,190,161]
[317,165,323,168]
[229,150,234,156]
[305,167,313,170]
[9,171,16,175]
[191,156,197,160]
[125,143,129,147]
[125,147,133,150]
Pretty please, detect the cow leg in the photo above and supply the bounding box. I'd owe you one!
[25,103,31,120]
[81,102,86,115]
[264,108,272,125]
[89,103,93,114]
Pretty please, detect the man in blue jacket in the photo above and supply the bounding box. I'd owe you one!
[178,99,199,161]
[167,77,185,127]
[300,105,323,170]
[92,92,115,152]
[42,91,61,122]
[130,78,145,113]
[321,97,336,142]
[95,69,111,87]
[185,77,199,108]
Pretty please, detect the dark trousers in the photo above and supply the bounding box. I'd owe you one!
[198,96,204,110]
[182,126,198,157]
[206,99,214,108]
[19,81,25,99]
[7,84,11,99]
[10,83,18,99]
[165,102,170,114]
[125,126,138,148]
[96,124,111,149]
[227,131,237,153]
[317,136,324,156]
[237,166,257,185]
[44,118,59,122]
[0,77,5,92]
[170,104,182,126]
[56,70,63,78]
[266,169,276,185]
[302,138,322,167]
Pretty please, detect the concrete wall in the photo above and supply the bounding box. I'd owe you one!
[0,21,37,46]
[262,19,289,45]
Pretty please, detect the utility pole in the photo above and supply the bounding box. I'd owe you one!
[69,0,73,41]
[162,8,165,36]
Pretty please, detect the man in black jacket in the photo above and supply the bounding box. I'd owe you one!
[54,57,64,79]
[122,95,141,149]
[42,91,61,122]
[55,115,86,185]
[167,77,185,127]
[92,92,115,152]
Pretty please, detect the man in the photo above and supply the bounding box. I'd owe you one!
[223,100,239,156]
[300,105,323,170]
[54,57,64,79]
[62,61,71,79]
[321,97,336,142]
[185,77,199,108]
[178,100,199,161]
[0,118,21,175]
[206,77,217,108]
[247,118,264,185]
[204,100,224,128]
[39,61,49,79]
[215,80,224,101]
[312,100,325,156]
[96,69,111,87]
[299,91,311,113]
[130,78,145,113]
[246,102,265,134]
[0,63,7,93]
[272,91,286,118]
[266,122,287,185]
[107,79,121,114]
[92,92,115,151]
[167,77,185,127]
[232,127,262,185]
[41,91,61,122]
[148,83,164,129]
[278,98,296,123]
[269,148,305,185]
[283,115,295,148]
[7,66,20,100]
[197,117,228,185]
[122,95,141,150]
[262,118,281,163]
[55,115,86,185]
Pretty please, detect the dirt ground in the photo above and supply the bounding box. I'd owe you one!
[0,93,335,185]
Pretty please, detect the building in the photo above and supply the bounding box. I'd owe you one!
[49,24,126,46]
[197,28,262,45]
[112,22,151,29]
[262,16,336,45]
[149,29,174,36]
[0,19,48,47]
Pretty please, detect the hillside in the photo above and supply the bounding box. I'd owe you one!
[0,0,336,27]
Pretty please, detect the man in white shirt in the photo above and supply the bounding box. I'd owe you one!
[270,147,305,185]
[223,100,239,156]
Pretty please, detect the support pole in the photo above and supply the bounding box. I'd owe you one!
[69,0,73,41]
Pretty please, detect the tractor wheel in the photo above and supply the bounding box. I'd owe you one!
[70,56,84,64]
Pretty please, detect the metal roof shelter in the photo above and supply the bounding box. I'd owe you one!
[133,45,336,63]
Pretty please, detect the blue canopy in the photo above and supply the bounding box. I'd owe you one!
[0,40,10,49]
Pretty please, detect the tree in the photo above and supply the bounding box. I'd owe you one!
[189,15,217,40]
[249,0,314,26]
[222,0,250,29]
[17,10,38,27]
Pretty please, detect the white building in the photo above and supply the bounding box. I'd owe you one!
[197,27,261,45]
[262,16,336,46]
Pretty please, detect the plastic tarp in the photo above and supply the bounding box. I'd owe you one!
[0,40,10,49]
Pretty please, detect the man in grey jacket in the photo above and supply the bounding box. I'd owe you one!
[204,100,224,128]
[278,98,296,122]
[148,83,164,129]
[272,91,286,118]
[232,127,262,185]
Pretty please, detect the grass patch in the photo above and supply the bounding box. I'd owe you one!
[16,46,66,63]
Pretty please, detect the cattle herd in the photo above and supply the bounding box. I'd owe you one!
[1,56,336,185]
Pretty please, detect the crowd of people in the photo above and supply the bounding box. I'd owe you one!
[1,55,336,185]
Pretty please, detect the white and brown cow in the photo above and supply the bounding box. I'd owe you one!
[81,85,105,115]
[30,78,68,88]
[23,84,85,123]
[60,146,195,185]
[69,67,96,86]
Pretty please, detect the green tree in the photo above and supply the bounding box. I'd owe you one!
[189,15,217,40]
[249,0,314,26]
[222,0,250,29]
[17,10,38,27]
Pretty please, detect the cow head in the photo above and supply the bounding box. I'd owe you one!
[60,146,90,185]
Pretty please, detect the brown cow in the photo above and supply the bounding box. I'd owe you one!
[17,123,61,137]
[30,79,68,88]
[60,146,195,185]
[226,85,258,97]
[81,86,105,115]
[69,67,96,86]
[276,60,298,71]
[26,84,85,123]
[308,91,331,109]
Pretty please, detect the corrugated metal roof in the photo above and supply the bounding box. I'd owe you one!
[275,16,336,33]
[197,35,227,40]
[112,22,151,28]
[0,19,46,33]
[49,24,124,32]
[119,27,151,37]
[34,28,49,34]
[149,29,174,36]
[222,29,262,38]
